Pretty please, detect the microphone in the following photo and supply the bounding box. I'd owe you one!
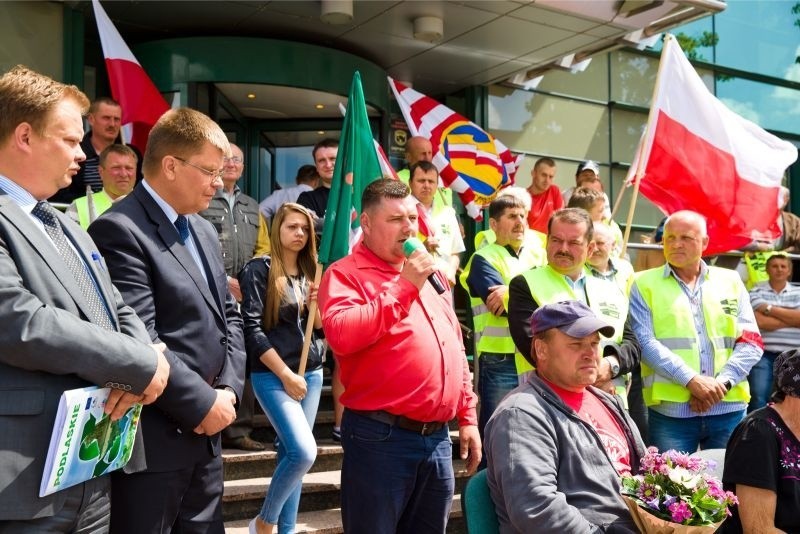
[403,237,447,295]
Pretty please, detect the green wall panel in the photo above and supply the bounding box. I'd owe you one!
[132,37,388,112]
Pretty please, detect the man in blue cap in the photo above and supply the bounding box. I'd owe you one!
[485,300,645,533]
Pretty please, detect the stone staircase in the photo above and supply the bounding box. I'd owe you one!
[222,384,470,533]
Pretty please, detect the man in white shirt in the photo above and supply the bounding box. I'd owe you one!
[408,161,464,286]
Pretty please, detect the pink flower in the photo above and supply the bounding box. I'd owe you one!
[668,500,693,523]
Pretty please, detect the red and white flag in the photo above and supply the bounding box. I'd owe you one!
[92,0,170,154]
[632,35,797,255]
[389,78,521,220]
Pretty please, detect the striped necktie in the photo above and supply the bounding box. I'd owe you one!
[31,201,114,331]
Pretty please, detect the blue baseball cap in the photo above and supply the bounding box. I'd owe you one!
[531,301,615,340]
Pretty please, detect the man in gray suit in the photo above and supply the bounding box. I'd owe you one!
[89,107,246,533]
[0,66,169,531]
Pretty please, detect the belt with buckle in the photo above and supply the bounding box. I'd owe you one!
[349,409,447,436]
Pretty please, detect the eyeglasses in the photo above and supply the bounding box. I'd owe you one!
[173,156,224,181]
[224,156,243,164]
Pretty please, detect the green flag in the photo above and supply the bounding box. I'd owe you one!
[318,71,383,267]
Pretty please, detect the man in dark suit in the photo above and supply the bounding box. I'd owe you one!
[88,107,246,533]
[0,66,169,531]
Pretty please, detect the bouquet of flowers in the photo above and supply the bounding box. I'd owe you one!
[620,447,738,533]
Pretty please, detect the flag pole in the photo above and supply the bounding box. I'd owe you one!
[297,262,323,376]
[620,34,673,258]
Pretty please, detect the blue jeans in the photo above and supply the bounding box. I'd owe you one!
[340,409,455,534]
[477,353,518,439]
[748,350,778,413]
[648,409,744,453]
[252,368,322,533]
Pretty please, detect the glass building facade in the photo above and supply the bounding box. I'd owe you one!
[486,0,800,231]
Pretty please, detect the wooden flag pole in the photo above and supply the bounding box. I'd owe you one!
[297,262,323,376]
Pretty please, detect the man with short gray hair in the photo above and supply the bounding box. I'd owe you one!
[629,209,763,453]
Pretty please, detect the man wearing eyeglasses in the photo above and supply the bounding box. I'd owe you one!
[88,107,246,533]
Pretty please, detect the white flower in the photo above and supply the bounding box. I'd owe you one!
[668,466,701,489]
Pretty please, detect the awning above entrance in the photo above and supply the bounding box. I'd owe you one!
[77,0,726,96]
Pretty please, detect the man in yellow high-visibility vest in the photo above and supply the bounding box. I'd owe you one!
[508,208,640,398]
[66,143,137,229]
[629,210,763,452]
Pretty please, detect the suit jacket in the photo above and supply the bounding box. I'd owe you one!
[0,190,156,520]
[88,184,246,472]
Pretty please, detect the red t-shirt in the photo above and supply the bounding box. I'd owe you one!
[527,185,563,233]
[542,378,632,475]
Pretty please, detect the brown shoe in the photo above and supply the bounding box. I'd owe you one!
[223,436,266,451]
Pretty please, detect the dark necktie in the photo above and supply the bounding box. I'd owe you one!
[31,201,114,331]
[175,215,190,244]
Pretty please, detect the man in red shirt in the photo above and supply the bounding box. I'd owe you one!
[526,157,562,233]
[319,178,480,534]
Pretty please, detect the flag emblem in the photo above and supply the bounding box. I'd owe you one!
[440,121,508,204]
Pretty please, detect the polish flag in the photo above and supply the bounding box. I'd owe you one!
[91,0,170,154]
[633,35,797,255]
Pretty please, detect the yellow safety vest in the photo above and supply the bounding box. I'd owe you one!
[460,243,545,356]
[743,251,774,290]
[634,266,750,406]
[519,265,628,378]
[74,190,113,229]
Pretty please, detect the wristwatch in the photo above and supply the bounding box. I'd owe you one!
[764,304,773,315]
[722,379,733,392]
[605,356,621,378]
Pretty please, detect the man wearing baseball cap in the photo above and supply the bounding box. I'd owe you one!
[485,301,645,533]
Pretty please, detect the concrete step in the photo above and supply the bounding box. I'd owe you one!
[250,410,337,443]
[223,431,464,481]
[223,494,465,534]
[222,460,471,522]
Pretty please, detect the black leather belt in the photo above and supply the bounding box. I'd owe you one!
[348,409,447,436]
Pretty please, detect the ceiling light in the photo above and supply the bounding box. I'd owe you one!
[413,16,443,43]
[315,104,325,110]
[321,0,353,25]
[246,93,256,99]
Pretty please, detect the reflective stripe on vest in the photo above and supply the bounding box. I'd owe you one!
[634,266,749,406]
[460,243,544,356]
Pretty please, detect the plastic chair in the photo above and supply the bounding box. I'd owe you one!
[689,448,726,479]
[462,469,500,534]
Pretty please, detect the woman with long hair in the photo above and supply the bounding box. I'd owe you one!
[240,203,324,534]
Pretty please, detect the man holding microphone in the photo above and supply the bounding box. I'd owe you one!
[319,178,480,534]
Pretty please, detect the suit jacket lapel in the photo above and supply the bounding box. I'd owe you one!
[134,187,222,320]
[0,194,115,328]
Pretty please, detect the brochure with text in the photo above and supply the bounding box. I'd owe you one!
[39,386,141,497]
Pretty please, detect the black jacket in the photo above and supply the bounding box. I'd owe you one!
[239,256,324,374]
